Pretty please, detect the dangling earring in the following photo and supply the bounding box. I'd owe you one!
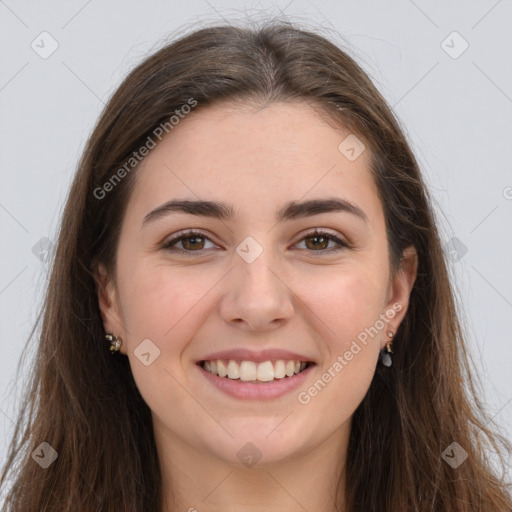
[105,333,122,354]
[379,331,394,367]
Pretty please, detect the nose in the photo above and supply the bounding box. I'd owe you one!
[219,251,295,332]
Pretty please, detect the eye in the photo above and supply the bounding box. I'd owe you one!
[161,230,217,254]
[294,229,350,254]
[161,228,350,256]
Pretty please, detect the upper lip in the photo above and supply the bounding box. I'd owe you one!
[197,348,315,364]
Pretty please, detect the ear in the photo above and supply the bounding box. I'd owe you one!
[381,245,418,349]
[93,262,127,355]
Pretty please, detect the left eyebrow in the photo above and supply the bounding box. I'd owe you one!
[140,197,369,229]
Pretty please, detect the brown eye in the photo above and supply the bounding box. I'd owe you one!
[162,230,216,254]
[295,229,349,253]
[304,233,329,250]
[162,229,349,256]
[181,235,205,250]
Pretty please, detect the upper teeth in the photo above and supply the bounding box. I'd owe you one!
[202,360,308,381]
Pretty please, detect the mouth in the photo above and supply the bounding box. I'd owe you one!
[196,358,316,400]
[197,359,313,383]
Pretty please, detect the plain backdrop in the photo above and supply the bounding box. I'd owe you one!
[1,0,511,497]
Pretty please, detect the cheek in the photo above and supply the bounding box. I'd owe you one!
[119,261,208,341]
[295,263,388,346]
[293,264,385,404]
[293,270,383,433]
[115,262,210,416]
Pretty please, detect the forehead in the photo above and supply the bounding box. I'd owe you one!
[126,101,381,225]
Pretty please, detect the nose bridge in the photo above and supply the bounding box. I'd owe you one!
[219,237,294,330]
[234,233,278,279]
[234,240,282,299]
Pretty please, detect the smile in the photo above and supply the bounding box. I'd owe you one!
[196,358,316,400]
[200,359,310,382]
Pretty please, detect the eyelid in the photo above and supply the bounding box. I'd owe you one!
[296,227,349,245]
[161,228,350,255]
[293,228,351,252]
[160,229,220,252]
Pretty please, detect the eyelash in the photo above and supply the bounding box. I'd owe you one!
[161,229,350,256]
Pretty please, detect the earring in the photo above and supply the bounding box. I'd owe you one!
[379,331,394,367]
[105,333,122,354]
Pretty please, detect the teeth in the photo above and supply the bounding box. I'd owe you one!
[217,360,227,377]
[240,361,257,381]
[274,360,286,379]
[285,360,295,377]
[257,361,274,381]
[227,360,240,379]
[201,359,309,382]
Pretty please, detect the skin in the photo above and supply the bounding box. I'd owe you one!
[96,100,418,512]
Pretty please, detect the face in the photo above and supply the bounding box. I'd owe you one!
[96,100,417,468]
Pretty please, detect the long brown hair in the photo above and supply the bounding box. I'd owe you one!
[1,20,511,512]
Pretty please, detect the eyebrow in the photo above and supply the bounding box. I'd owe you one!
[141,197,368,228]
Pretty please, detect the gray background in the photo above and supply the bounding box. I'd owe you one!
[1,0,511,496]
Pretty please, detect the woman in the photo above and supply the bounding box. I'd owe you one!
[1,20,511,512]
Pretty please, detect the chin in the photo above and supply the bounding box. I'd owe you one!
[206,419,311,467]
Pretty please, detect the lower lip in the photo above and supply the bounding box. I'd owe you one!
[197,363,315,400]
